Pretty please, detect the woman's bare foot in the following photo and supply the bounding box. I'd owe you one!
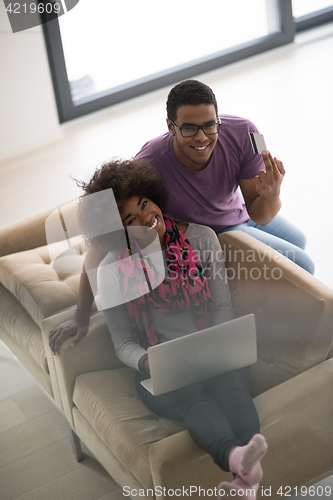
[229,434,267,485]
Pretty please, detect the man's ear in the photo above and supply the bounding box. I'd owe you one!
[166,118,175,137]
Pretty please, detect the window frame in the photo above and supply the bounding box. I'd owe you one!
[42,0,297,123]
[294,5,333,32]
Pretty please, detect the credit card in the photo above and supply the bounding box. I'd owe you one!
[249,132,267,155]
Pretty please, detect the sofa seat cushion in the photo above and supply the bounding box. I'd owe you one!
[0,242,81,327]
[0,284,48,372]
[73,369,186,488]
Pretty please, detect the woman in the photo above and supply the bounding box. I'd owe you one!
[78,158,267,500]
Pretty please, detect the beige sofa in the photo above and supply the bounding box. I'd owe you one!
[0,206,333,499]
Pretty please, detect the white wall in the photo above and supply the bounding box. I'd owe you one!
[0,2,63,163]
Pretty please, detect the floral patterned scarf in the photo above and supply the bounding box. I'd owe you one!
[117,218,214,348]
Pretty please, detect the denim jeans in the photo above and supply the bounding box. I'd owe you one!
[218,214,314,274]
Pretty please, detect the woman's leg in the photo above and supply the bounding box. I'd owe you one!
[136,372,244,471]
[203,369,266,500]
[137,372,266,499]
[204,368,260,445]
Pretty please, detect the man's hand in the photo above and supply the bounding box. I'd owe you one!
[239,151,285,225]
[49,318,89,356]
[254,151,285,201]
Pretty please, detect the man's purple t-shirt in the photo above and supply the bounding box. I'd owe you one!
[136,115,265,233]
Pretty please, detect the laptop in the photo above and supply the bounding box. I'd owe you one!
[140,313,257,395]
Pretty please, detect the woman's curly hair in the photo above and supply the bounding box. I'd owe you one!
[77,158,169,250]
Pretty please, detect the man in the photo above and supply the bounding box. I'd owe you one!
[49,80,314,354]
[136,80,313,270]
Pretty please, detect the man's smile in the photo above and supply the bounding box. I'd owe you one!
[192,144,211,152]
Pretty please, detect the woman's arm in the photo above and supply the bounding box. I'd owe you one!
[103,303,148,371]
[49,245,107,355]
[98,256,148,371]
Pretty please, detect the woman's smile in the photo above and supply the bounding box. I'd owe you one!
[120,195,166,249]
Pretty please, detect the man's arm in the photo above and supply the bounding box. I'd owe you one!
[49,246,107,355]
[239,151,285,225]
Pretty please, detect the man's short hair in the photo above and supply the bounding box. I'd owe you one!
[166,80,218,122]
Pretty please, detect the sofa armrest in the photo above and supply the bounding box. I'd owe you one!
[0,208,54,257]
[255,358,333,497]
[149,431,231,497]
[42,309,124,426]
[218,231,333,395]
[0,198,79,257]
[149,359,333,499]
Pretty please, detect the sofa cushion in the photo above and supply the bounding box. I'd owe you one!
[0,242,81,327]
[0,284,48,372]
[73,369,185,488]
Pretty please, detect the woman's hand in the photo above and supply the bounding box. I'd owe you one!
[138,354,150,374]
[49,317,89,355]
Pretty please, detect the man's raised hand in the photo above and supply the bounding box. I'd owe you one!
[254,151,285,201]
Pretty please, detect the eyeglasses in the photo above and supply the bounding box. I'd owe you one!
[170,119,220,138]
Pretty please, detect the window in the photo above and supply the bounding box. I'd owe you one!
[41,0,331,123]
[292,0,333,18]
[58,0,282,105]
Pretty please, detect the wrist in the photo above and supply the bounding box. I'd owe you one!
[258,189,281,203]
[74,309,90,325]
[251,195,281,224]
[138,354,149,373]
